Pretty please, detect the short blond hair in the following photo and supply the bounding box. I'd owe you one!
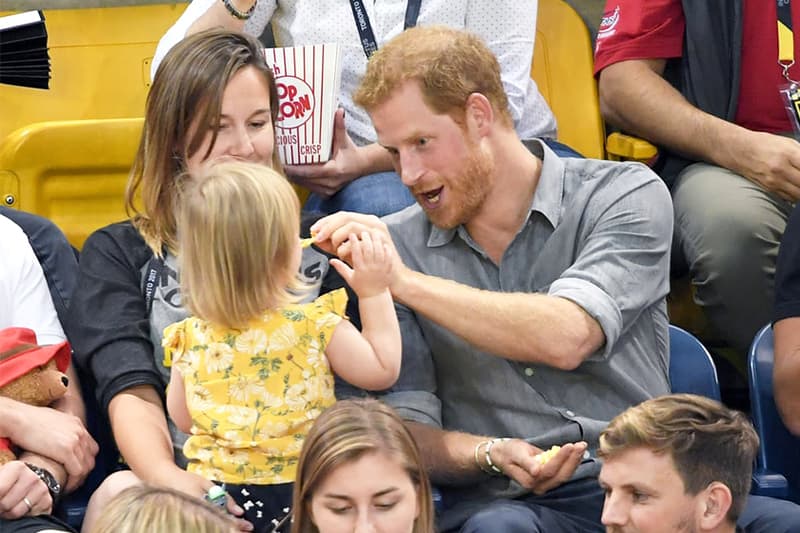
[599,394,759,523]
[89,484,235,533]
[178,161,306,328]
[354,26,512,127]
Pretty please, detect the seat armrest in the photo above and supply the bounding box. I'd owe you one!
[605,132,658,163]
[751,470,789,500]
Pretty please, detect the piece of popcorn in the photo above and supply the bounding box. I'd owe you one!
[537,445,561,465]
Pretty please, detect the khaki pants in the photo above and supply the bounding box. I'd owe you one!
[672,162,794,356]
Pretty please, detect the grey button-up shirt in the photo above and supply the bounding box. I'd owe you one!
[381,140,673,524]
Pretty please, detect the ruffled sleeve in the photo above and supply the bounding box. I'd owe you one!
[161,319,188,370]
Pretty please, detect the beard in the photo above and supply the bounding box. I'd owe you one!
[424,142,495,230]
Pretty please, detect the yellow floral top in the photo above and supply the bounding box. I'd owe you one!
[162,289,347,484]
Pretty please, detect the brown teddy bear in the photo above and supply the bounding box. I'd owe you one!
[0,327,71,465]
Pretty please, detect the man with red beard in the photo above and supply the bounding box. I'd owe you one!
[311,24,672,532]
[311,25,800,533]
[598,394,757,533]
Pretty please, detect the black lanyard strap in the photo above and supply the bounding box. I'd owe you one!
[348,0,422,59]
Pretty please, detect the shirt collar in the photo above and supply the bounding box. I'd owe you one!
[525,139,564,229]
[426,139,566,248]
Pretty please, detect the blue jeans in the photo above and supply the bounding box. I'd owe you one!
[303,171,415,217]
[450,478,604,533]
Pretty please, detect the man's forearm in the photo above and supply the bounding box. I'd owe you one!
[598,59,751,171]
[406,422,486,486]
[18,451,67,492]
[393,270,603,369]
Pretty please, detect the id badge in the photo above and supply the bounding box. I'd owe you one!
[778,82,800,139]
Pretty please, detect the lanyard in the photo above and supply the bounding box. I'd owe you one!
[348,0,422,59]
[778,0,797,81]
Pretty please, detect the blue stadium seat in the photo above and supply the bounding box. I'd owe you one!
[748,324,800,502]
[668,324,721,401]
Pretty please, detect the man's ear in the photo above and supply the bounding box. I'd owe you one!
[464,92,494,136]
[698,481,733,530]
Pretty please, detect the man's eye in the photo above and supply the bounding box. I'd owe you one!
[416,138,428,146]
[632,491,649,503]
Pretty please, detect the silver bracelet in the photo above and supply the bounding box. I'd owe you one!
[222,0,257,20]
[474,440,495,475]
[484,438,510,476]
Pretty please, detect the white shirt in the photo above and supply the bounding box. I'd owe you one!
[153,0,557,146]
[0,215,66,345]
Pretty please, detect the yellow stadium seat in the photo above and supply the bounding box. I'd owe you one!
[532,0,605,159]
[0,4,186,141]
[0,118,143,248]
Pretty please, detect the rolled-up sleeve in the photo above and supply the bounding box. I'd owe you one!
[549,165,673,358]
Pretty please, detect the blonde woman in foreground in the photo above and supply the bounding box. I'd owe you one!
[291,398,435,533]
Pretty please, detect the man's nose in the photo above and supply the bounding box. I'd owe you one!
[399,151,423,186]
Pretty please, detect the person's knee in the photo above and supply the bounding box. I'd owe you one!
[459,501,542,533]
[673,167,786,273]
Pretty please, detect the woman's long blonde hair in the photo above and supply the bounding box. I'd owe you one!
[291,399,435,533]
[127,29,281,256]
[178,161,306,329]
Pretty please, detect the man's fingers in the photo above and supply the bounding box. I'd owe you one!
[501,463,536,490]
[531,443,587,495]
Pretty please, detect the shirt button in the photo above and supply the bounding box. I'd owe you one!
[524,367,535,377]
[565,410,575,417]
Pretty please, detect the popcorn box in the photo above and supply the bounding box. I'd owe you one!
[265,43,342,165]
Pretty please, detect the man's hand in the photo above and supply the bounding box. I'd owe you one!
[0,461,52,518]
[6,402,97,492]
[731,131,800,201]
[287,109,375,197]
[151,463,253,532]
[311,211,391,255]
[489,439,588,495]
[312,212,408,293]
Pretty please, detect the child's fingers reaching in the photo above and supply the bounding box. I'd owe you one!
[349,232,364,266]
[358,231,375,261]
[373,235,386,264]
[330,258,354,283]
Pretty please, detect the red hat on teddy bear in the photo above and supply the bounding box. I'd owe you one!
[0,327,70,388]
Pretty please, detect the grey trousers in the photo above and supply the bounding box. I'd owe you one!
[672,162,794,356]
